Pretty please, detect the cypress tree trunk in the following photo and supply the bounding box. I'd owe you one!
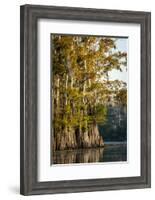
[53,123,104,150]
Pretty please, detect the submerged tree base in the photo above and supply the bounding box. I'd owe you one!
[53,124,104,151]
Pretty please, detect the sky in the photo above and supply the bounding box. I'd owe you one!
[109,38,128,83]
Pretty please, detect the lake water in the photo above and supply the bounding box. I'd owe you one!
[52,142,127,164]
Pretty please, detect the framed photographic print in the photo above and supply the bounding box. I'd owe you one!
[20,4,151,195]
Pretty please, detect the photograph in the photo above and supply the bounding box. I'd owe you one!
[51,34,128,165]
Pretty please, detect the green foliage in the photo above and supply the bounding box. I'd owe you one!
[115,88,127,106]
[94,104,107,123]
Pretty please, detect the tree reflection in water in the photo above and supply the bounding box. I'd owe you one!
[52,143,127,164]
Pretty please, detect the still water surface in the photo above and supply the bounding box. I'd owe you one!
[53,142,127,164]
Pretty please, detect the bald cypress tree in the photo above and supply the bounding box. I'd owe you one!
[52,35,127,150]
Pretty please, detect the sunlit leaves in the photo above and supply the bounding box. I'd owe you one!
[52,34,127,132]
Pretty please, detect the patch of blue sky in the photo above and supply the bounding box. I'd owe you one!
[109,38,128,83]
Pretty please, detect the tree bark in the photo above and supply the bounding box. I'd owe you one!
[53,123,104,150]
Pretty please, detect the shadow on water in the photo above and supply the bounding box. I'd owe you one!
[52,143,127,164]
